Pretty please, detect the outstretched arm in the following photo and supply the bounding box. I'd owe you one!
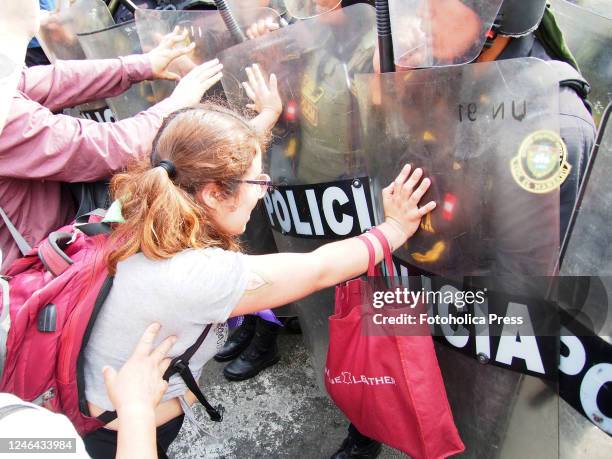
[232,166,436,316]
[19,28,196,112]
[1,59,224,182]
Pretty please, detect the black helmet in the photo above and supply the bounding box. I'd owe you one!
[496,0,547,36]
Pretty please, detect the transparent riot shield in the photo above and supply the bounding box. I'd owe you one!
[388,0,504,68]
[558,105,612,457]
[219,3,376,377]
[136,6,281,102]
[36,0,115,121]
[550,0,612,126]
[78,21,155,119]
[354,58,561,458]
[567,0,612,18]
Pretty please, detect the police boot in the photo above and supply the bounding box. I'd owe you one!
[330,425,382,459]
[214,315,257,362]
[223,317,280,381]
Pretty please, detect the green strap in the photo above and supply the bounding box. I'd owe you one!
[534,4,581,72]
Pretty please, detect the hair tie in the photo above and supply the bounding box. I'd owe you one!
[157,159,177,179]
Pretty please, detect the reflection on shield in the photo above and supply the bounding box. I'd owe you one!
[388,0,504,68]
[37,0,115,119]
[558,104,612,454]
[550,0,612,126]
[78,21,155,119]
[135,6,281,102]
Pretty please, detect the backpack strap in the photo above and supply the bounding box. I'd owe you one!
[38,232,74,278]
[38,211,112,278]
[0,207,32,257]
[96,323,223,425]
[0,403,37,420]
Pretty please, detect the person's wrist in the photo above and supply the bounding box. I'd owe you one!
[261,107,282,117]
[378,219,408,251]
[115,400,156,419]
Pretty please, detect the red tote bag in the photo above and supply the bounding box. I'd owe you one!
[325,228,465,459]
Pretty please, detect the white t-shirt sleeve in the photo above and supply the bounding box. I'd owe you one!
[168,248,250,324]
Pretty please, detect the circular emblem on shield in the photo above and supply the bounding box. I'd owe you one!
[510,130,571,194]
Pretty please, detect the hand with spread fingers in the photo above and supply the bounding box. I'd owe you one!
[243,63,282,135]
[382,165,437,242]
[243,63,282,117]
[245,17,280,40]
[168,58,224,109]
[103,322,177,414]
[148,27,197,81]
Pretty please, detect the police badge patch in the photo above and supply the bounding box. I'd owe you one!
[510,130,571,194]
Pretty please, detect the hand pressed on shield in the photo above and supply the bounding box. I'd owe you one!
[243,63,282,116]
[382,164,436,242]
[168,58,224,109]
[245,17,280,40]
[148,27,197,81]
[102,323,176,415]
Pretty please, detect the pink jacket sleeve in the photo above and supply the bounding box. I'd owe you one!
[18,54,154,112]
[0,94,179,182]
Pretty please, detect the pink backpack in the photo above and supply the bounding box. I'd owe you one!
[0,215,222,436]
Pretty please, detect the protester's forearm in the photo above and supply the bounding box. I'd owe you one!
[18,54,153,111]
[115,406,157,459]
[233,221,406,316]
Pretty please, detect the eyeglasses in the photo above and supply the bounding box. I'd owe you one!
[234,173,275,198]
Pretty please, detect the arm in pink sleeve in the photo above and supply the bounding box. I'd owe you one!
[0,95,179,182]
[17,54,154,112]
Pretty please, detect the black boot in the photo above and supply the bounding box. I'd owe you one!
[214,315,257,362]
[223,317,280,381]
[330,424,382,459]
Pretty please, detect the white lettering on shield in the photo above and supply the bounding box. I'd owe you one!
[263,183,372,237]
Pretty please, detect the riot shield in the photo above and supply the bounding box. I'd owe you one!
[558,105,612,455]
[550,0,612,126]
[356,59,561,279]
[36,0,116,121]
[78,21,155,119]
[219,3,376,377]
[135,6,281,102]
[354,58,561,458]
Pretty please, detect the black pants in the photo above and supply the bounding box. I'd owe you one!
[83,415,184,459]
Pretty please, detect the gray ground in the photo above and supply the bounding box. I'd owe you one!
[169,332,407,459]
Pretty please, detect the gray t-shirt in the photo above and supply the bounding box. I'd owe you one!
[84,248,249,411]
